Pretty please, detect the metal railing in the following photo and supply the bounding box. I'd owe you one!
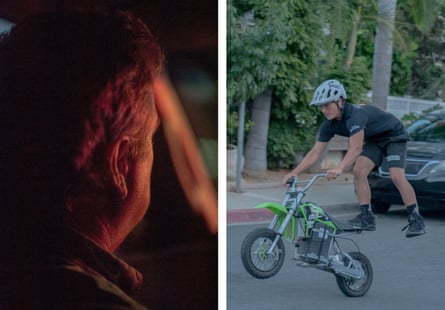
[387,96,445,119]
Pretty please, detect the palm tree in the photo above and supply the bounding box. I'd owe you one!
[243,90,272,177]
[372,0,397,110]
[372,0,442,110]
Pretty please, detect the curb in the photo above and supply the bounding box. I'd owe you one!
[227,208,274,224]
[227,202,358,225]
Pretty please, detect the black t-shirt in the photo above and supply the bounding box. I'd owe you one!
[317,103,408,142]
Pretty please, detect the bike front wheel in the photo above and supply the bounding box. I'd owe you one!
[240,227,285,279]
[335,251,373,297]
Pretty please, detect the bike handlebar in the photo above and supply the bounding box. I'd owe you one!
[286,173,327,192]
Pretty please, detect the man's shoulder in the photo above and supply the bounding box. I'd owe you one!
[347,103,367,114]
[358,103,389,115]
[32,266,149,309]
[346,103,379,122]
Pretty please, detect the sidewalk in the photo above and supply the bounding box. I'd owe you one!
[227,173,359,224]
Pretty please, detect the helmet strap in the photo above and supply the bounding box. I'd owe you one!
[335,100,344,113]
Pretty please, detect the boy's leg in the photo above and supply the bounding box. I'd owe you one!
[353,156,375,206]
[387,142,426,237]
[388,167,416,206]
[349,155,377,230]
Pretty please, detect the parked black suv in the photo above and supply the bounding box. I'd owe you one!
[368,109,445,213]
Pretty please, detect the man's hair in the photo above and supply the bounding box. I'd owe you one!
[0,11,164,218]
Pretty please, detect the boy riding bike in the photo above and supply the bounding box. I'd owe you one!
[283,79,426,238]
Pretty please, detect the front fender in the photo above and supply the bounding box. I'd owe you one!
[254,201,288,216]
[255,202,295,241]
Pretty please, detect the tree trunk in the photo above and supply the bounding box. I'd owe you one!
[243,89,272,177]
[372,0,397,110]
[344,8,361,69]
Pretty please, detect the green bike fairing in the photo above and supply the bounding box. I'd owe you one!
[255,201,337,241]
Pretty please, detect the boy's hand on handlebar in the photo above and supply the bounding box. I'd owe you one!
[282,173,297,185]
[326,168,342,180]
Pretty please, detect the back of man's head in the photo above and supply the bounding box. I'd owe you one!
[0,10,164,260]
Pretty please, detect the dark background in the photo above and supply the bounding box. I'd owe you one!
[0,1,218,309]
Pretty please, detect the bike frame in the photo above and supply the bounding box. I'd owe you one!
[255,174,347,255]
[243,173,370,289]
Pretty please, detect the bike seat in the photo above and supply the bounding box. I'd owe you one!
[325,211,362,233]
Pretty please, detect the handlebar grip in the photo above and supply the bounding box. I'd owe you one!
[286,176,297,185]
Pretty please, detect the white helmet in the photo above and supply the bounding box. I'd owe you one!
[310,79,347,106]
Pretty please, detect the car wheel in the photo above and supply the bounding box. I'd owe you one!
[371,199,391,213]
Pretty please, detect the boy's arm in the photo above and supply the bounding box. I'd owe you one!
[326,130,364,179]
[282,141,328,184]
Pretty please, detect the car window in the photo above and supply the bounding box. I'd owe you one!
[407,119,431,137]
[410,119,445,142]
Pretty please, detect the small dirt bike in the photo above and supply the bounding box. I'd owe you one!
[240,173,373,297]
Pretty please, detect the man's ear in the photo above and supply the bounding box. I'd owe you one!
[108,137,131,199]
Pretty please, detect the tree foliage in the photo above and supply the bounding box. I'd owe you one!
[228,0,323,168]
[227,0,320,105]
[408,5,445,99]
[228,0,445,170]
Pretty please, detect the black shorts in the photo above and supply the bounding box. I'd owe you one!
[361,138,407,169]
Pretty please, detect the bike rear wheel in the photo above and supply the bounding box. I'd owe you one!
[240,227,285,279]
[335,251,373,297]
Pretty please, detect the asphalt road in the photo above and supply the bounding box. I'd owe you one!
[227,208,445,310]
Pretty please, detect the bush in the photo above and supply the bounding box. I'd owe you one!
[267,105,321,169]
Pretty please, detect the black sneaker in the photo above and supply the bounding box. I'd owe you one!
[349,212,376,231]
[402,213,426,238]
